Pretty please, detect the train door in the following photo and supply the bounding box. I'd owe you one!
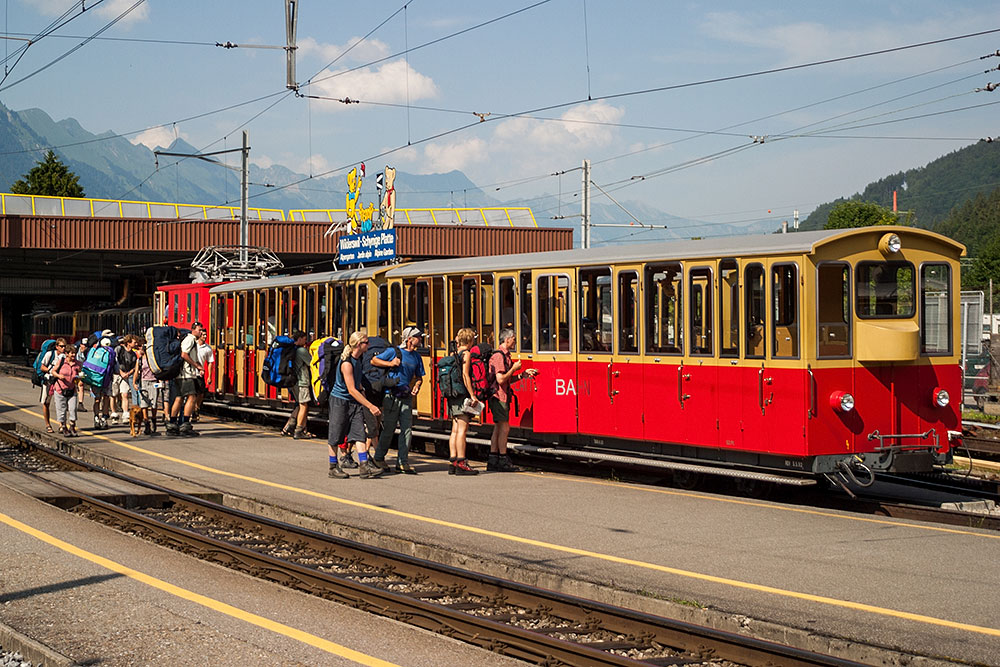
[717,259,742,449]
[412,278,434,418]
[764,262,806,456]
[613,266,644,440]
[531,270,577,434]
[210,295,225,395]
[235,292,247,398]
[377,283,390,340]
[331,284,344,341]
[357,283,369,334]
[741,263,769,451]
[251,290,266,399]
[642,263,687,444]
[389,280,403,342]
[684,265,719,448]
[576,266,615,439]
[494,273,531,428]
[429,276,447,419]
[262,288,278,400]
[305,285,318,339]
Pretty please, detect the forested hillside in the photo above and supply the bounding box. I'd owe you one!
[799,141,1000,232]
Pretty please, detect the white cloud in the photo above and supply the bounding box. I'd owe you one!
[26,0,149,23]
[296,153,332,175]
[297,36,390,64]
[493,101,625,150]
[422,137,488,173]
[131,126,185,150]
[253,154,274,169]
[308,60,438,107]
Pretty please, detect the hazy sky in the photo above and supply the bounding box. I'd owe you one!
[2,1,999,231]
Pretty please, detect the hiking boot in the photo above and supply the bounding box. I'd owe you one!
[395,462,418,475]
[497,455,520,473]
[453,459,479,476]
[143,421,152,436]
[448,458,457,475]
[328,463,349,479]
[165,422,180,436]
[358,461,384,479]
[179,422,198,437]
[340,451,359,469]
[371,458,390,471]
[486,453,500,471]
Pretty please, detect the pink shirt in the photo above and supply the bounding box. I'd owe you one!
[488,348,513,403]
[50,357,80,394]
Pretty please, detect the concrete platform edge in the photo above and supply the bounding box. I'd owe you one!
[0,620,75,667]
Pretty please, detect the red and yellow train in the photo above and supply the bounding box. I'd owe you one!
[160,226,963,485]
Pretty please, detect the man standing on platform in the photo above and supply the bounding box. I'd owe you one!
[167,322,203,437]
[373,327,425,474]
[487,328,537,472]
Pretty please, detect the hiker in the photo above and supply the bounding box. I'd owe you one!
[487,327,538,472]
[326,330,384,479]
[373,327,425,474]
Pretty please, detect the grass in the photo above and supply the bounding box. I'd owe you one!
[963,408,1000,424]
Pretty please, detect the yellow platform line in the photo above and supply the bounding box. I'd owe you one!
[2,395,999,638]
[0,511,398,666]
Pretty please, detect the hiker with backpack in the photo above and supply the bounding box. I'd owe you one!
[280,330,316,440]
[34,337,65,433]
[83,334,118,429]
[49,343,82,436]
[487,328,538,472]
[360,336,401,462]
[112,335,138,425]
[326,329,384,480]
[75,337,89,412]
[167,322,204,437]
[443,327,480,476]
[372,327,425,474]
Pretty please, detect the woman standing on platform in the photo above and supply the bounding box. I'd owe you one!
[447,328,480,476]
[50,343,81,436]
[327,329,384,479]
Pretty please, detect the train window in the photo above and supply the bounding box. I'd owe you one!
[236,293,246,350]
[772,264,799,359]
[317,286,328,339]
[463,278,478,330]
[921,263,951,355]
[290,288,301,333]
[817,263,850,358]
[194,294,200,323]
[745,264,765,358]
[377,284,389,339]
[579,267,611,353]
[431,277,445,351]
[185,294,192,322]
[689,268,713,356]
[266,289,277,344]
[358,284,368,330]
[331,285,344,340]
[255,291,267,348]
[416,280,429,333]
[172,294,179,323]
[719,260,739,358]
[618,271,638,354]
[498,278,517,345]
[346,286,357,334]
[391,283,403,340]
[645,263,683,355]
[856,261,915,319]
[537,274,571,352]
[481,275,495,345]
[305,286,317,338]
[520,271,533,351]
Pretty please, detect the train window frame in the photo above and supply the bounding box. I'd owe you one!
[305,285,317,338]
[688,266,714,357]
[255,291,268,349]
[236,292,246,351]
[919,262,952,356]
[266,288,277,345]
[816,262,851,360]
[618,270,639,355]
[331,285,344,340]
[771,262,800,359]
[536,273,571,353]
[719,259,739,358]
[346,285,357,334]
[645,262,683,356]
[579,267,612,354]
[357,284,368,330]
[519,271,533,352]
[498,277,517,345]
[481,274,495,345]
[391,282,403,340]
[377,283,389,339]
[416,280,429,334]
[317,285,329,339]
[855,260,915,320]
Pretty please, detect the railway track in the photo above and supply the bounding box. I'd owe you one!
[0,426,863,667]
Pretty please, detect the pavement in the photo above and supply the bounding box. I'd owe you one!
[1,374,998,666]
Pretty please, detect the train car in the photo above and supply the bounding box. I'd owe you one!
[22,312,52,353]
[200,226,963,485]
[156,282,225,333]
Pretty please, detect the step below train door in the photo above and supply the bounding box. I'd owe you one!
[530,269,578,434]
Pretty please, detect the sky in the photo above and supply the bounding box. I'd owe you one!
[2,0,999,236]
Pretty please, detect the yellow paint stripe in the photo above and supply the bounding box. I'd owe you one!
[0,511,399,666]
[2,396,999,637]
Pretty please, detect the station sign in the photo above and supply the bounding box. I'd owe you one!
[337,228,396,265]
[335,162,398,267]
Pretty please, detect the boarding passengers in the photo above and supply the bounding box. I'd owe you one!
[37,337,66,433]
[327,329,384,480]
[372,327,425,474]
[112,334,138,425]
[74,337,89,412]
[281,330,315,440]
[447,327,480,476]
[166,322,204,437]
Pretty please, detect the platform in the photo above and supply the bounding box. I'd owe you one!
[0,374,997,666]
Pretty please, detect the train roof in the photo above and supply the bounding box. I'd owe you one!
[208,266,387,293]
[386,227,964,278]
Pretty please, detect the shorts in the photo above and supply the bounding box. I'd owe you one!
[176,377,199,398]
[140,380,159,409]
[293,385,312,404]
[112,374,130,397]
[39,384,52,406]
[488,397,510,423]
[447,395,470,420]
[328,396,366,445]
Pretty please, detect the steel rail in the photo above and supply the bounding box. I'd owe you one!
[0,427,861,667]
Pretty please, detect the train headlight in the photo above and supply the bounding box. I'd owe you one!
[932,387,950,408]
[879,232,902,255]
[830,390,855,413]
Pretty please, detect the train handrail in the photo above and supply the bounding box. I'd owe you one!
[807,364,816,419]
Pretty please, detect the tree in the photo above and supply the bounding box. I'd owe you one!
[10,150,85,197]
[824,200,899,229]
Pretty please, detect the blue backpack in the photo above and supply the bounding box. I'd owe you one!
[31,339,58,387]
[82,345,115,388]
[261,335,297,388]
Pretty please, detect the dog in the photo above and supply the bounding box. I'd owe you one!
[128,404,145,438]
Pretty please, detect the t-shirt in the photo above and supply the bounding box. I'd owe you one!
[389,348,424,394]
[139,355,155,382]
[488,348,514,404]
[178,333,199,379]
[197,343,215,377]
[294,345,311,387]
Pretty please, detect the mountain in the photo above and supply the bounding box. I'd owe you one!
[799,141,1000,232]
[0,103,772,244]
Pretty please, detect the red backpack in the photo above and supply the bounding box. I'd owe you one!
[468,342,494,402]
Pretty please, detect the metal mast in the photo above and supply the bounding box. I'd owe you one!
[240,130,249,265]
[581,159,591,249]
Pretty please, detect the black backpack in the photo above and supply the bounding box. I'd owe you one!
[148,326,184,381]
[436,351,466,398]
[361,336,401,393]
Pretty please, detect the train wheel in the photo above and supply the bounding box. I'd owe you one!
[671,469,702,490]
[734,477,773,499]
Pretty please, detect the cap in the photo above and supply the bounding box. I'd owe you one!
[401,326,423,341]
[101,329,114,338]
